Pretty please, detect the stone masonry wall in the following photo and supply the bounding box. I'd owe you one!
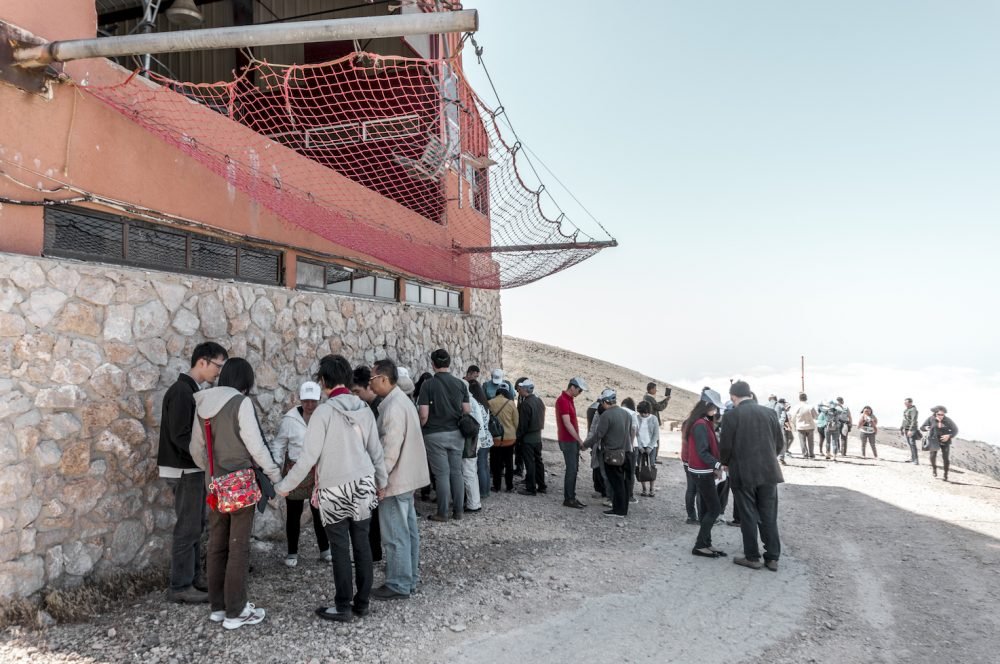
[0,252,502,600]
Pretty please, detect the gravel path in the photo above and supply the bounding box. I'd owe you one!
[3,430,1000,663]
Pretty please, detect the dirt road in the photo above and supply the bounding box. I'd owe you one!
[3,429,999,664]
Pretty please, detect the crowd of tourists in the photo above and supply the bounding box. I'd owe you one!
[156,343,957,630]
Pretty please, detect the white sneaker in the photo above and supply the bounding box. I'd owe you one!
[222,603,265,630]
[602,500,612,508]
[209,610,225,623]
[629,497,639,504]
[284,554,298,568]
[319,549,332,563]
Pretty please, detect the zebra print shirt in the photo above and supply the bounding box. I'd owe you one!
[316,475,378,526]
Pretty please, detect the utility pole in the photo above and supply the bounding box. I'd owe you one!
[801,355,805,393]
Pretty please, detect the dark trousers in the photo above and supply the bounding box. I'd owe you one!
[904,433,919,463]
[593,467,606,496]
[930,444,951,477]
[684,467,699,520]
[285,498,329,555]
[207,504,254,618]
[165,473,207,591]
[369,506,383,562]
[798,429,815,457]
[490,445,515,490]
[522,440,546,493]
[324,517,373,612]
[693,473,721,549]
[559,441,579,501]
[514,440,524,474]
[733,484,780,562]
[605,463,628,516]
[624,451,635,500]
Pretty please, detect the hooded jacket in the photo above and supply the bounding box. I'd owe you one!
[376,386,431,498]
[188,387,282,484]
[268,406,307,465]
[275,393,388,495]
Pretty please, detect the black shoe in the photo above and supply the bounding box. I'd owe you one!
[537,487,548,494]
[166,587,209,604]
[492,485,501,492]
[315,606,353,623]
[371,585,409,601]
[685,518,699,525]
[518,489,537,496]
[603,510,625,518]
[573,499,587,508]
[352,605,370,617]
[505,486,514,493]
[463,507,482,513]
[563,499,584,509]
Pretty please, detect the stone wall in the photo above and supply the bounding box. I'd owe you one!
[0,252,502,600]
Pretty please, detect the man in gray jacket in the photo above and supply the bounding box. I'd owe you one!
[901,398,920,464]
[370,359,430,600]
[720,380,784,572]
[583,389,636,518]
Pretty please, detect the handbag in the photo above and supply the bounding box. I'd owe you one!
[204,419,262,513]
[636,450,657,482]
[458,413,481,439]
[603,448,627,467]
[284,460,315,502]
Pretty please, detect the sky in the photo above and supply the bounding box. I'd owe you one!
[462,1,1000,442]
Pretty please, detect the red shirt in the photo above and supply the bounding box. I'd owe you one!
[555,391,579,442]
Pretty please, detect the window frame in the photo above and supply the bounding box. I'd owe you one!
[295,258,399,302]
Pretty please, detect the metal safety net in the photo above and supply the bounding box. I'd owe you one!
[81,51,615,289]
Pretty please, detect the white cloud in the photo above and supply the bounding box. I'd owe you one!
[676,363,1000,445]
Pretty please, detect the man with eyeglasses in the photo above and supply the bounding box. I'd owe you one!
[157,341,228,603]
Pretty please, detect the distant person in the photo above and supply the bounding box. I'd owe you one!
[268,381,330,569]
[836,397,853,455]
[488,386,519,492]
[516,379,547,496]
[189,358,283,629]
[417,349,470,521]
[777,399,793,464]
[641,382,671,428]
[815,404,828,458]
[921,406,958,482]
[823,401,847,460]
[857,406,879,459]
[583,389,636,518]
[683,389,727,558]
[719,381,784,572]
[157,341,228,604]
[635,400,659,497]
[484,368,515,401]
[901,398,920,464]
[556,377,588,509]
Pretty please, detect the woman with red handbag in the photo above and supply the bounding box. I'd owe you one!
[190,358,284,630]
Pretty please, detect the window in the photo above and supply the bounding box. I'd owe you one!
[404,281,462,310]
[43,206,282,285]
[296,259,397,301]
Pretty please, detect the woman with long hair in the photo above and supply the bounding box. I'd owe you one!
[921,406,959,481]
[189,358,284,630]
[857,406,878,459]
[682,389,727,559]
[276,354,388,623]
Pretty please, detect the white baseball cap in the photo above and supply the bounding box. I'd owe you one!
[599,388,617,403]
[491,368,504,384]
[519,379,535,390]
[300,381,322,401]
[569,377,588,391]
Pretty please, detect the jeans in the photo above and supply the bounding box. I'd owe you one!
[817,428,826,454]
[165,472,207,591]
[286,498,329,555]
[605,463,628,516]
[683,466,698,520]
[826,430,841,456]
[477,448,491,498]
[797,429,815,457]
[324,517,373,612]
[490,445,514,490]
[860,433,877,457]
[905,433,919,463]
[463,457,481,510]
[930,443,951,478]
[693,473,721,549]
[207,504,254,618]
[733,484,780,562]
[378,494,419,595]
[424,430,465,517]
[521,440,546,493]
[559,441,580,501]
[781,430,793,458]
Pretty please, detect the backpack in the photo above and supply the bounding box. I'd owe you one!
[487,412,504,439]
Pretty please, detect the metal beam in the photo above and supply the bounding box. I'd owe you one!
[13,9,478,67]
[457,240,619,254]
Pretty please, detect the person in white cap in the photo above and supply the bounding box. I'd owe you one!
[515,379,547,496]
[268,381,331,568]
[582,389,635,517]
[484,368,515,401]
[556,377,588,508]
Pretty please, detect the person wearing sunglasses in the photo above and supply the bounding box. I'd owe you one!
[920,406,959,481]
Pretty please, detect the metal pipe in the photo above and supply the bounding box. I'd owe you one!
[13,9,477,67]
[457,240,619,254]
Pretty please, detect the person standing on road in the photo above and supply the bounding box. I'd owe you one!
[858,406,879,459]
[901,398,920,464]
[516,379,547,496]
[484,368,515,401]
[684,389,727,558]
[488,387,519,492]
[417,348,470,521]
[369,358,430,601]
[635,401,659,497]
[921,406,958,481]
[836,397,853,456]
[157,341,228,604]
[720,380,784,572]
[583,389,636,518]
[777,399,793,464]
[556,377,588,508]
[641,382,671,428]
[793,393,817,459]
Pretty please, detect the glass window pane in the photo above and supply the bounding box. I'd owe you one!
[297,260,324,289]
[376,277,396,299]
[353,275,375,297]
[420,286,435,305]
[190,238,237,275]
[435,289,448,307]
[327,266,353,292]
[405,282,420,303]
[448,291,459,309]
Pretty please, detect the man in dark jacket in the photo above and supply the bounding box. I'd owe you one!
[157,341,227,603]
[516,379,547,496]
[719,380,784,572]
